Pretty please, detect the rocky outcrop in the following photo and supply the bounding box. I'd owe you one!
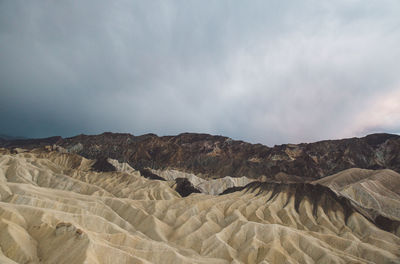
[173,178,201,197]
[150,169,254,195]
[221,181,400,235]
[314,168,400,222]
[91,157,116,172]
[1,132,399,181]
[139,168,166,181]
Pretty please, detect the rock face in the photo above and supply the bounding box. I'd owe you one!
[173,178,201,197]
[1,132,399,181]
[222,181,400,234]
[91,157,116,172]
[151,169,255,195]
[0,149,399,263]
[314,168,400,222]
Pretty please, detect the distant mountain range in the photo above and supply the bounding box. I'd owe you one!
[1,132,399,181]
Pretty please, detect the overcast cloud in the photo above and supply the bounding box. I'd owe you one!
[1,0,400,145]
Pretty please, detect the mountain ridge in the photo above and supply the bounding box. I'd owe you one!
[1,132,399,181]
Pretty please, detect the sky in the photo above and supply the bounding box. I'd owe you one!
[1,0,400,146]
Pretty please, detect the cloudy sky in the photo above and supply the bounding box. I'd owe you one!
[1,0,400,145]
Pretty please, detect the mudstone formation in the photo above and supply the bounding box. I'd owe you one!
[0,133,399,263]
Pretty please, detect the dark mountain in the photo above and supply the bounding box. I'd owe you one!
[1,132,399,181]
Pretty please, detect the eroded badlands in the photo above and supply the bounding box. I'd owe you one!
[0,149,399,263]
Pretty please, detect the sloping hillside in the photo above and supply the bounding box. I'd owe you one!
[0,149,399,263]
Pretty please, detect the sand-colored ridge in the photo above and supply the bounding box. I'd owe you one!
[0,149,399,263]
[314,168,400,221]
[149,168,255,195]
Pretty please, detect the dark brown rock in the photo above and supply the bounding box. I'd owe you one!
[1,132,399,181]
[139,168,166,181]
[174,178,201,197]
[91,157,116,172]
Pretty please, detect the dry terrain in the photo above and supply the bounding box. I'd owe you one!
[0,148,399,263]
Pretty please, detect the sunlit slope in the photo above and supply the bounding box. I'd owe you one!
[149,168,254,195]
[315,168,400,221]
[0,149,399,263]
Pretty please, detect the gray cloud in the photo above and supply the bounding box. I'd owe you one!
[1,0,400,145]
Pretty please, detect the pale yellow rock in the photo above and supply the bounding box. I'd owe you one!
[150,168,255,195]
[0,149,399,263]
[314,168,400,221]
